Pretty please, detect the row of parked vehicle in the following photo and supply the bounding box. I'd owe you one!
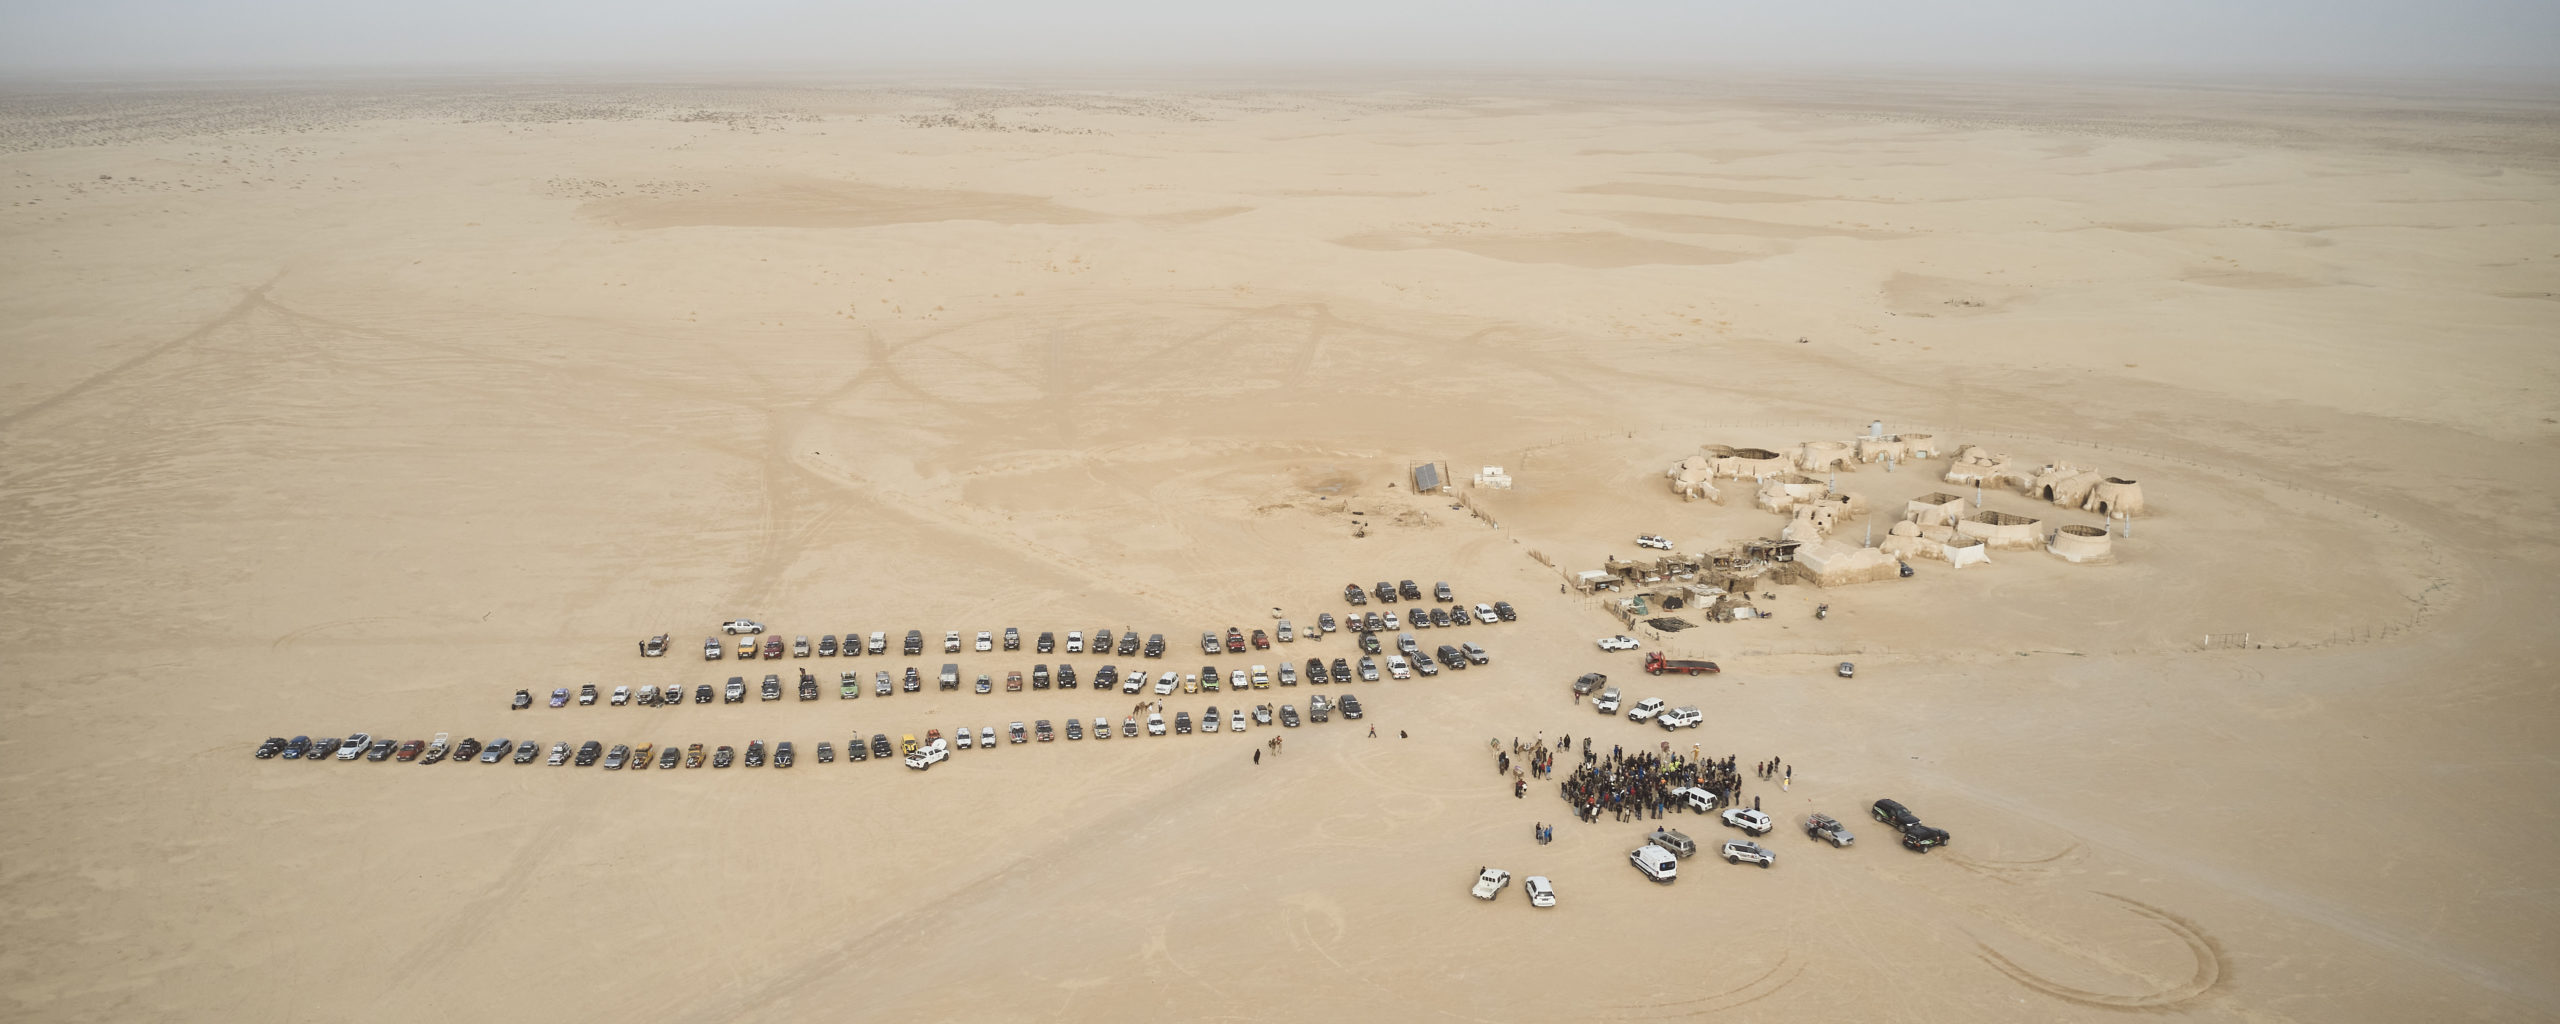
[252,694,1368,769]
[648,598,1520,666]
[671,621,1359,664]
[529,642,1463,710]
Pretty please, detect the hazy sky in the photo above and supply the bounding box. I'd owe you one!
[2,0,2554,77]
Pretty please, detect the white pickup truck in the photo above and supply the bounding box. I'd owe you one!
[904,739,949,770]
[1470,867,1512,901]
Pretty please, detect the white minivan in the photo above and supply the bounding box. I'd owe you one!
[1631,844,1679,883]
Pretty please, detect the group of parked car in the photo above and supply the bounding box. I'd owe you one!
[253,693,1368,769]
[545,643,1454,711]
[666,593,1517,669]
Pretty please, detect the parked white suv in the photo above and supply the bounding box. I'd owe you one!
[1385,655,1411,679]
[1627,697,1666,722]
[1658,706,1703,730]
[975,631,993,651]
[1594,688,1621,713]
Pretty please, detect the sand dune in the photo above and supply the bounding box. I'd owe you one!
[1,76,2555,1024]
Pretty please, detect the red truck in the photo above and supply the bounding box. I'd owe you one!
[1644,652,1720,675]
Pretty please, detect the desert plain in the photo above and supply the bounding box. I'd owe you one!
[1,74,2556,1022]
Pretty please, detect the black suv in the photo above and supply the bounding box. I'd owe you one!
[1374,581,1397,603]
[1344,583,1368,606]
[1494,601,1516,621]
[774,741,794,768]
[575,741,602,766]
[1436,644,1467,670]
[818,635,838,656]
[870,734,893,759]
[1399,580,1422,601]
[1117,632,1141,657]
[1330,658,1353,683]
[903,630,924,655]
[1038,631,1055,653]
[1872,799,1921,830]
[1338,694,1363,719]
[1305,658,1327,685]
[846,737,867,762]
[1434,581,1453,602]
[1145,634,1166,658]
[1057,664,1078,689]
[1033,664,1051,689]
[745,741,766,767]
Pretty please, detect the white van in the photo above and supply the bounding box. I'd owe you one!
[1631,844,1678,883]
[1658,706,1703,730]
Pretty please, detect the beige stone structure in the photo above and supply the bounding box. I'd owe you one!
[2048,523,2115,563]
[1799,440,1855,473]
[1904,492,1968,526]
[1701,444,1795,479]
[1795,539,1902,586]
[1944,444,2012,486]
[2087,477,2145,517]
[1959,509,2045,549]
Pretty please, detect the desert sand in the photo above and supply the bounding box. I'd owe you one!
[1,74,2556,1022]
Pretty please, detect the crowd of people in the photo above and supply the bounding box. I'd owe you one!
[1556,742,1749,824]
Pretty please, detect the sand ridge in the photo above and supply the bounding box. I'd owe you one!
[0,76,2555,1023]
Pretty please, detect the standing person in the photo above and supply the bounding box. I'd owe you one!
[1368,725,1377,738]
[1254,749,1261,765]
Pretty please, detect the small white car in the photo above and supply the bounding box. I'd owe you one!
[1230,668,1248,690]
[980,726,996,747]
[1627,697,1666,722]
[955,729,972,750]
[335,732,370,760]
[1524,875,1557,907]
[975,631,993,652]
[1154,673,1178,696]
[1637,534,1673,550]
[1066,631,1085,653]
[944,631,962,653]
[1385,655,1410,679]
[1723,840,1775,867]
[867,632,888,654]
[1596,635,1639,652]
[1471,867,1511,900]
[1121,673,1145,695]
[1383,612,1401,630]
[1722,807,1775,835]
[1594,688,1622,714]
[610,686,630,706]
[1474,603,1498,623]
[1147,714,1165,736]
[1230,710,1247,731]
[721,620,764,635]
